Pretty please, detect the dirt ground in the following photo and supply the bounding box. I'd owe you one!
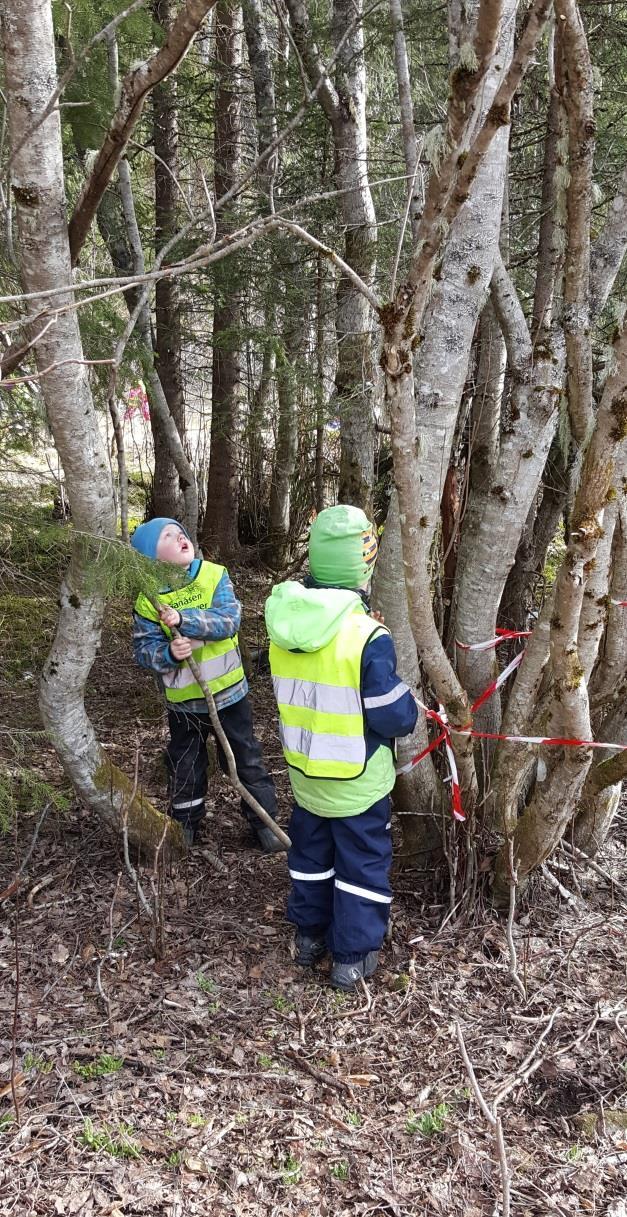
[1,566,626,1217]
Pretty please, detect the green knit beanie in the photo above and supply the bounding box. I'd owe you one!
[308,505,378,589]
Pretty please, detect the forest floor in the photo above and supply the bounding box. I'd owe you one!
[1,529,627,1217]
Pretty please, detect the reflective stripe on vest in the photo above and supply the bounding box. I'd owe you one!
[269,609,385,780]
[162,640,243,692]
[134,560,244,703]
[272,676,362,718]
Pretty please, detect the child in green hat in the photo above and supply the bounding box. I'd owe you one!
[265,505,418,990]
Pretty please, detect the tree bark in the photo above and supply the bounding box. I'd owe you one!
[201,0,243,559]
[283,0,378,514]
[554,0,595,446]
[454,252,565,714]
[153,0,188,491]
[388,0,422,245]
[267,282,300,567]
[0,0,184,855]
[372,492,444,859]
[493,319,627,896]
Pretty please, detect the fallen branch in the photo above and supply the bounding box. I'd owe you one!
[541,863,582,907]
[283,1047,354,1097]
[96,872,122,1019]
[456,1022,511,1217]
[561,838,627,899]
[504,837,526,1000]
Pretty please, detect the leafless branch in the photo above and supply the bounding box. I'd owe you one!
[0,357,115,388]
[456,1022,511,1217]
[504,837,526,1000]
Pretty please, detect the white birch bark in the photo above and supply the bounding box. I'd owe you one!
[0,0,183,853]
[589,490,627,723]
[589,164,627,317]
[372,493,444,857]
[453,252,565,712]
[412,0,516,560]
[493,320,627,894]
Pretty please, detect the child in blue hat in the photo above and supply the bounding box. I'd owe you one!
[131,518,281,851]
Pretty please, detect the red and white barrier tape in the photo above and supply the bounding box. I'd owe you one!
[397,618,627,820]
[455,627,531,652]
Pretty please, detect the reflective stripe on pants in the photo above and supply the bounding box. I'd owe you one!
[286,797,392,960]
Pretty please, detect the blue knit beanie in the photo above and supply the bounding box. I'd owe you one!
[130,518,190,560]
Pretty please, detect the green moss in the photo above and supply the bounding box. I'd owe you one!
[610,390,627,441]
[564,655,585,691]
[93,753,186,856]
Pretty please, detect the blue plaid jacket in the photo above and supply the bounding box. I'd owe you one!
[132,564,248,711]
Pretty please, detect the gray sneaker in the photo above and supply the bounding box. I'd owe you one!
[330,951,379,992]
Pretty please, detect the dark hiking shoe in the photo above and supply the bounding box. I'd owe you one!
[330,951,379,992]
[255,824,286,854]
[294,931,328,967]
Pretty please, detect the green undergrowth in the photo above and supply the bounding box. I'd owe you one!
[0,762,71,833]
[0,589,57,678]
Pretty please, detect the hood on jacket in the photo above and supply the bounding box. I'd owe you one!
[265,580,365,653]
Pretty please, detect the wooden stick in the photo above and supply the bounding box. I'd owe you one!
[153,596,291,851]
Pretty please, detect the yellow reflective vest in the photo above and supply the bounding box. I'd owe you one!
[269,606,397,814]
[134,561,244,704]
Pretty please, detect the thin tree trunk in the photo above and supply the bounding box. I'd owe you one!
[0,0,183,855]
[153,0,188,484]
[267,288,299,567]
[372,492,444,859]
[202,0,243,559]
[117,157,197,535]
[554,0,595,447]
[589,496,627,723]
[388,0,422,245]
[283,0,378,513]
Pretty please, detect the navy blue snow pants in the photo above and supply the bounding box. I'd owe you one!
[166,696,278,833]
[287,796,392,963]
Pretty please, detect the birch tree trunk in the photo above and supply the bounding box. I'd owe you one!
[372,493,444,860]
[0,0,184,855]
[493,321,627,896]
[380,0,552,837]
[201,0,243,559]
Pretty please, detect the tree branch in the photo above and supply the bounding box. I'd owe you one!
[555,0,595,445]
[68,0,218,264]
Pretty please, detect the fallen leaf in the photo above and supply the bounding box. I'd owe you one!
[183,1155,208,1175]
[51,942,69,965]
